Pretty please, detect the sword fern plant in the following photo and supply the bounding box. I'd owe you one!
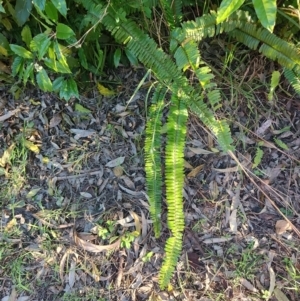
[102,2,300,288]
[5,0,300,290]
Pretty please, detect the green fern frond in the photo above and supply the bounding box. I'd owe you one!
[159,234,183,289]
[284,68,300,95]
[159,95,187,288]
[172,0,183,25]
[176,11,300,70]
[103,10,185,88]
[165,95,187,235]
[181,13,217,41]
[230,24,300,69]
[145,86,166,237]
[159,0,182,29]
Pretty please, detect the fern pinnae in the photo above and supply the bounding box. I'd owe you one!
[159,94,187,288]
[159,234,183,289]
[145,86,166,237]
[284,68,300,96]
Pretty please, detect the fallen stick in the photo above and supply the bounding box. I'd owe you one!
[54,169,103,181]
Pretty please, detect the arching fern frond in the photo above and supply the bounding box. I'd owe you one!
[102,9,185,87]
[174,10,300,71]
[145,86,166,237]
[284,68,300,95]
[230,24,300,69]
[159,94,187,288]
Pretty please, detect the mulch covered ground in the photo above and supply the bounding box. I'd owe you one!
[0,65,300,301]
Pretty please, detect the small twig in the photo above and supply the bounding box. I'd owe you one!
[54,170,103,181]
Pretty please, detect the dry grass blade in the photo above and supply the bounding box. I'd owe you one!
[229,150,300,239]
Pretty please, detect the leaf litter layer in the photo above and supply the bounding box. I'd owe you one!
[0,63,300,301]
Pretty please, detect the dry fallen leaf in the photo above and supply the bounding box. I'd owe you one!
[240,278,258,292]
[187,164,204,178]
[0,143,15,167]
[74,229,121,253]
[275,220,292,235]
[256,119,272,136]
[273,288,290,301]
[106,156,125,168]
[113,166,123,177]
[80,192,93,199]
[70,128,96,140]
[68,259,77,288]
[188,147,214,155]
[24,140,40,154]
[49,114,62,128]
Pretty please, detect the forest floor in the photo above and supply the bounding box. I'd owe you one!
[1,56,300,301]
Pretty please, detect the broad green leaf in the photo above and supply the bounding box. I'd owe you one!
[52,76,64,91]
[53,42,71,73]
[50,0,67,17]
[75,103,91,113]
[30,34,45,52]
[114,48,121,68]
[48,42,56,59]
[38,37,51,60]
[33,0,46,11]
[44,58,58,72]
[23,62,34,85]
[1,18,12,31]
[0,33,9,56]
[36,69,52,92]
[0,2,5,13]
[216,0,245,24]
[0,46,8,57]
[268,70,280,101]
[10,44,33,59]
[78,48,88,69]
[59,78,79,100]
[56,23,75,40]
[11,56,24,76]
[45,57,71,73]
[30,33,51,59]
[21,25,32,48]
[45,1,58,21]
[56,59,71,73]
[252,0,277,32]
[15,0,32,26]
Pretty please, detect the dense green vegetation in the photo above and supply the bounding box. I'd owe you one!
[1,0,300,289]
